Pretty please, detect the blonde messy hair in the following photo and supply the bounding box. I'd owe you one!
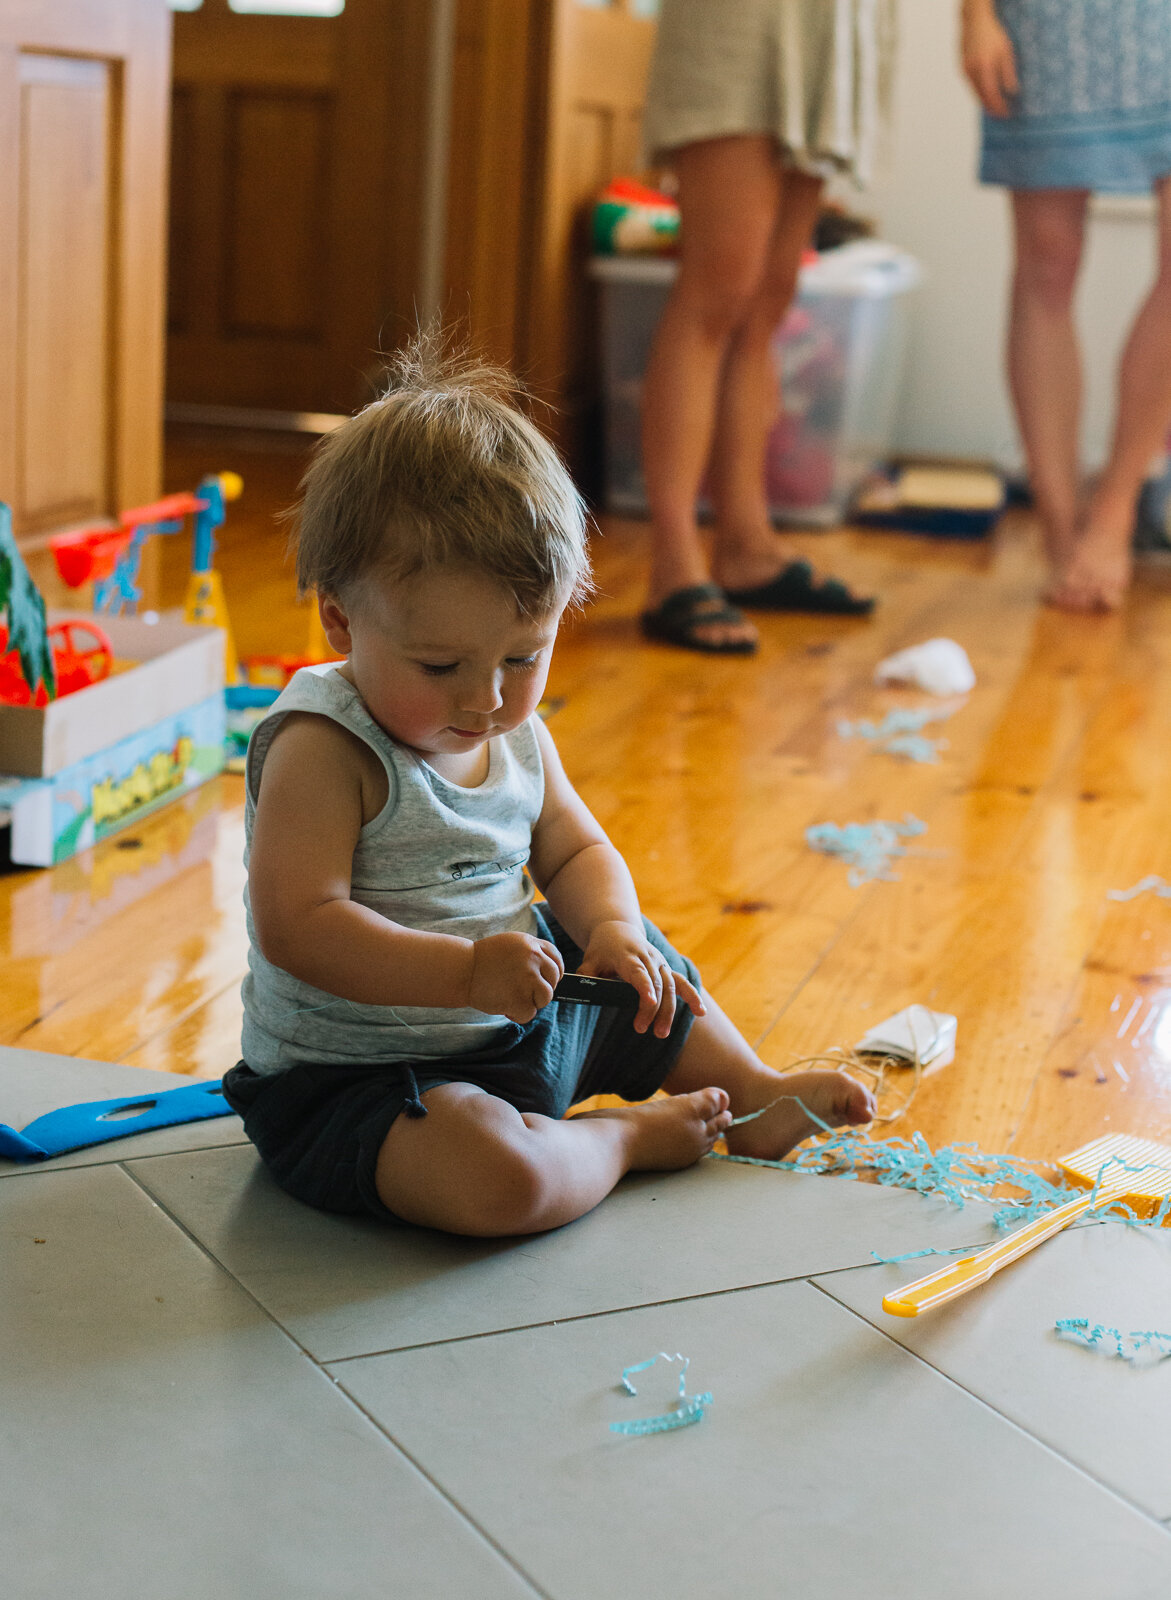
[292,332,592,616]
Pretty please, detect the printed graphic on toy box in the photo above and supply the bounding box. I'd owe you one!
[45,695,225,863]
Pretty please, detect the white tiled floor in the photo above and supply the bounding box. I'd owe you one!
[334,1281,1171,1600]
[817,1220,1171,1520]
[5,1048,1171,1598]
[127,1141,996,1360]
[1,1161,530,1600]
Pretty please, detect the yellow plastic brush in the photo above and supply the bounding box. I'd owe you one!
[882,1133,1171,1319]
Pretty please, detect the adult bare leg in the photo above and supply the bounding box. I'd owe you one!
[1054,174,1171,611]
[708,169,826,590]
[1006,188,1089,581]
[641,135,782,649]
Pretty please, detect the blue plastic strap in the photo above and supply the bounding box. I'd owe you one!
[0,1080,235,1162]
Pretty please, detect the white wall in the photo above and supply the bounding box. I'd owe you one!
[864,0,1158,469]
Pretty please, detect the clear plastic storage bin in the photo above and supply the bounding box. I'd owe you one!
[591,241,921,527]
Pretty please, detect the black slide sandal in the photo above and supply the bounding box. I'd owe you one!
[639,582,758,655]
[723,559,876,616]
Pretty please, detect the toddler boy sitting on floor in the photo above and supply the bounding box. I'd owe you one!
[223,338,874,1235]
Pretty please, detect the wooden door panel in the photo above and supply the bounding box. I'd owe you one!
[225,90,331,337]
[168,0,427,417]
[174,10,337,88]
[0,0,170,543]
[18,54,113,533]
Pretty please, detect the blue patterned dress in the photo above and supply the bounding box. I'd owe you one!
[981,0,1171,191]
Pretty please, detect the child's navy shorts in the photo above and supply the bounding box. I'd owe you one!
[221,911,699,1222]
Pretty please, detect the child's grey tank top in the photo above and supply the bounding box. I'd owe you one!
[241,664,544,1073]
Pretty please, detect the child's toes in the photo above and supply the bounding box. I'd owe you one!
[842,1079,875,1124]
[690,1086,729,1121]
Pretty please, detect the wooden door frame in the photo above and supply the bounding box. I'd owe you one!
[442,0,546,378]
[443,0,656,471]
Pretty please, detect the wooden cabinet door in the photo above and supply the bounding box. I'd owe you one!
[0,0,171,542]
[167,0,429,417]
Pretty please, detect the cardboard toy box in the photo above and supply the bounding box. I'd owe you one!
[0,613,225,868]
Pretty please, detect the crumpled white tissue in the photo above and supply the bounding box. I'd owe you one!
[874,638,975,696]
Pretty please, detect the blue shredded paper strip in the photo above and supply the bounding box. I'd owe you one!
[712,1128,1171,1234]
[837,706,955,765]
[1107,876,1171,902]
[610,1352,712,1437]
[1056,1320,1171,1364]
[805,814,928,886]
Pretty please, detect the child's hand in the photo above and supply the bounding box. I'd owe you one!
[578,920,705,1039]
[467,931,565,1022]
[961,2,1019,117]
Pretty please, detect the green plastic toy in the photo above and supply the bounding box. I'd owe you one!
[0,501,56,703]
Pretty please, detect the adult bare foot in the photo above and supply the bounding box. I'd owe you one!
[724,1070,874,1162]
[571,1088,731,1170]
[1038,520,1078,578]
[1046,490,1135,611]
[1046,528,1132,611]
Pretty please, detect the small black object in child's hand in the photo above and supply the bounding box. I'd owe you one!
[554,974,642,1017]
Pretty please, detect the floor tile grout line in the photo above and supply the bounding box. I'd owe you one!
[117,1160,327,1367]
[325,1376,554,1600]
[0,1133,248,1181]
[807,1276,1171,1535]
[320,1263,905,1365]
[806,1234,993,1278]
[114,1158,552,1597]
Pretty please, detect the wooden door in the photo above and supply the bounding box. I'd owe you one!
[0,0,171,543]
[167,0,429,417]
[444,0,656,472]
[525,0,656,448]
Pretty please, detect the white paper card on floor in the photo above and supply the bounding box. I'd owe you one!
[874,638,976,696]
[856,1005,958,1072]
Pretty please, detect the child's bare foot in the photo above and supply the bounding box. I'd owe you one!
[571,1088,731,1171]
[724,1070,874,1162]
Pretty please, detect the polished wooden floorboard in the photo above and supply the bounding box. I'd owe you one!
[5,429,1171,1167]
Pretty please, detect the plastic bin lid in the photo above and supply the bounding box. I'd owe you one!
[590,239,922,297]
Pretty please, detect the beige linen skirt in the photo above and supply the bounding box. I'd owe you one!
[642,0,896,184]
